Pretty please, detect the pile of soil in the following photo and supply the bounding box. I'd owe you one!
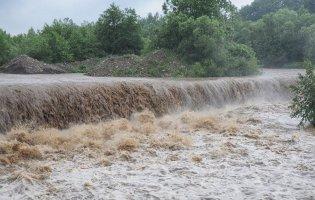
[142,49,170,64]
[1,55,66,74]
[87,54,142,76]
[56,57,102,73]
[87,50,184,77]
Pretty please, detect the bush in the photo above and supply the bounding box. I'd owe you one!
[290,60,315,126]
[224,43,259,76]
[188,62,209,77]
[187,44,259,77]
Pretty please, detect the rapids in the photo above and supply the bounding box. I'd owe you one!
[0,69,303,133]
[0,69,314,199]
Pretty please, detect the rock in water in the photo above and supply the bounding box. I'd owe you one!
[1,55,66,74]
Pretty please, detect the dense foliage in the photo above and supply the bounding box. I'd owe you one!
[234,8,315,67]
[240,0,314,21]
[140,13,163,54]
[0,5,143,65]
[0,0,315,77]
[162,0,234,19]
[290,61,315,126]
[0,29,12,66]
[156,1,258,76]
[96,4,143,55]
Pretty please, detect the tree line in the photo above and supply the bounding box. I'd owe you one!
[0,0,314,77]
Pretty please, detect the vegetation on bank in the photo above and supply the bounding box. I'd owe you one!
[0,0,315,77]
[236,8,315,68]
[290,61,315,127]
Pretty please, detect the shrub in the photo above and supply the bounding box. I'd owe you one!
[290,60,315,126]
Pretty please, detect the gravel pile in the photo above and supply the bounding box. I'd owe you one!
[87,54,142,76]
[1,55,66,74]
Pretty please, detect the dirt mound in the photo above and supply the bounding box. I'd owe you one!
[56,57,102,73]
[1,55,66,74]
[87,50,184,77]
[143,49,169,63]
[87,55,142,77]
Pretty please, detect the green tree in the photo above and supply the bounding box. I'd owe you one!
[18,28,51,62]
[68,22,100,60]
[140,13,163,39]
[240,0,310,21]
[290,60,315,126]
[156,14,259,76]
[96,4,143,55]
[140,13,163,54]
[156,13,191,51]
[301,24,315,63]
[39,18,82,62]
[162,0,234,19]
[237,9,315,67]
[304,0,315,13]
[42,18,77,40]
[177,16,225,62]
[45,31,73,63]
[41,18,95,62]
[0,29,13,65]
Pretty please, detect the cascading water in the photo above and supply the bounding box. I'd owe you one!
[0,69,302,133]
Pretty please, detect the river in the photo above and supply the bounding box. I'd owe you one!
[0,69,314,199]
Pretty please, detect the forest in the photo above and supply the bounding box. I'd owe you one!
[0,0,315,77]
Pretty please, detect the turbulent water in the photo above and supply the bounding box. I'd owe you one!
[0,69,302,133]
[0,69,314,199]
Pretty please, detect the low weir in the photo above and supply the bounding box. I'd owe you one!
[0,69,302,133]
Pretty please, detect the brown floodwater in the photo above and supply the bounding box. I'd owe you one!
[0,69,303,133]
[0,68,303,86]
[0,69,313,200]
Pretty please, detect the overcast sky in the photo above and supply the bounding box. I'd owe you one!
[0,0,254,35]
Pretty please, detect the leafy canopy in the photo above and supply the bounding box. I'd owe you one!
[163,0,234,19]
[240,0,314,21]
[234,8,315,67]
[95,4,143,55]
[0,29,12,66]
[155,0,259,77]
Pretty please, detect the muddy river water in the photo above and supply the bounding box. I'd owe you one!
[0,69,314,199]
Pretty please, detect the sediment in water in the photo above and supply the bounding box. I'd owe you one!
[0,73,297,133]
